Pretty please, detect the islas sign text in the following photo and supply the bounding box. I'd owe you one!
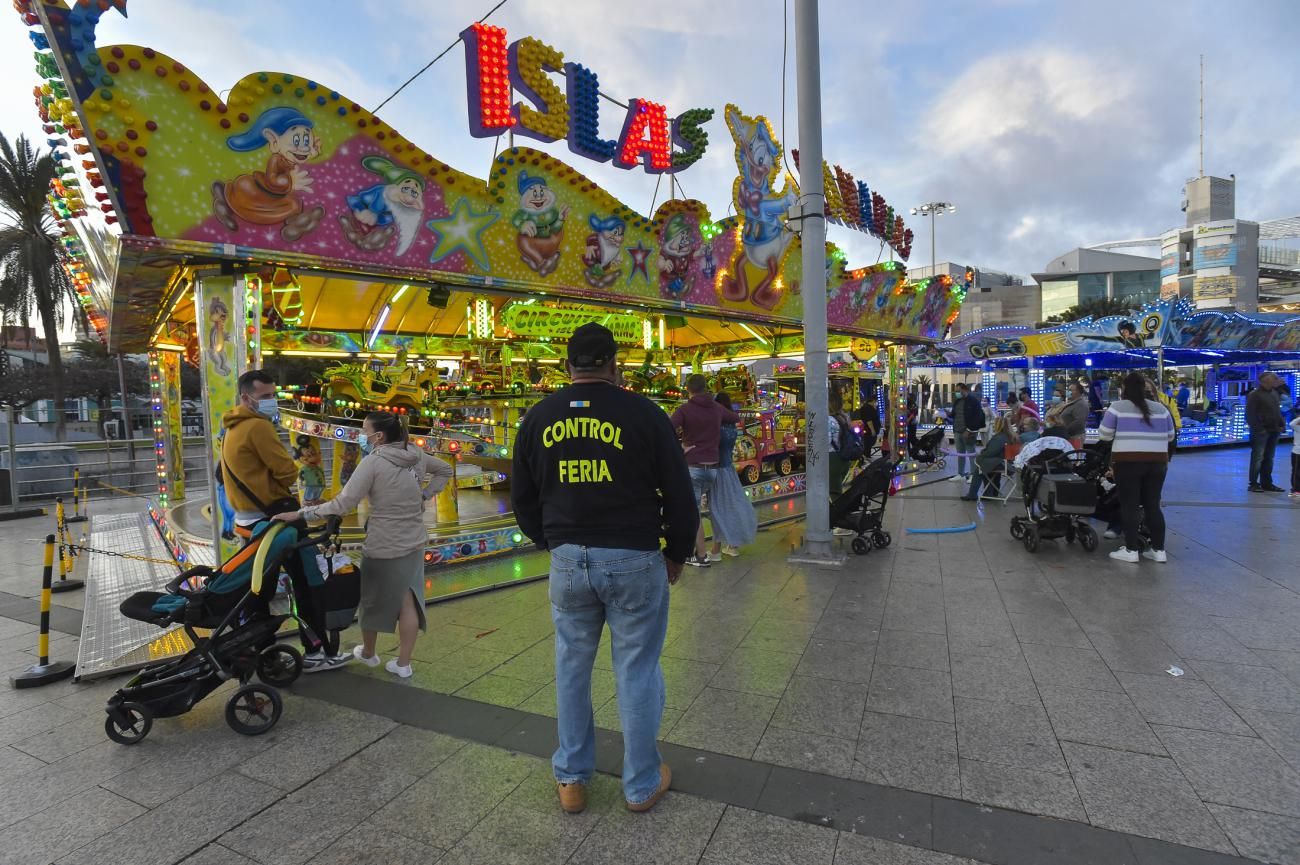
[462,23,712,175]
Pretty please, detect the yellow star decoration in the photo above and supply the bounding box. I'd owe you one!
[427,198,500,271]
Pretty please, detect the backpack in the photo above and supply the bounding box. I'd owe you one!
[834,413,865,460]
[965,400,987,432]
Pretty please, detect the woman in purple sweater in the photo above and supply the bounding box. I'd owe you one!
[1097,372,1176,564]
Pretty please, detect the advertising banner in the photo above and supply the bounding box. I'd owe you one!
[1193,244,1237,270]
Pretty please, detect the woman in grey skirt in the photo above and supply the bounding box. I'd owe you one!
[276,412,452,678]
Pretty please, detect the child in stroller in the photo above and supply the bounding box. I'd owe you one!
[909,426,947,469]
[1009,444,1101,553]
[830,455,895,555]
[105,517,344,745]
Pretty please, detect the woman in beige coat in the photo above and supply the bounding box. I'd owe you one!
[276,412,452,678]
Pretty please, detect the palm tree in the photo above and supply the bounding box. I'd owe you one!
[1041,295,1140,326]
[0,133,82,440]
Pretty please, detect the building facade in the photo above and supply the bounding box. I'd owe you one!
[907,262,1039,335]
[1032,249,1161,321]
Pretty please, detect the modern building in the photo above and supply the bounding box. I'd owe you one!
[907,262,1039,335]
[1032,249,1162,321]
[1158,176,1263,312]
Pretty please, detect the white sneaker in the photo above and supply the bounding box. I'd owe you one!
[707,551,722,563]
[385,659,413,679]
[950,474,966,482]
[1141,549,1167,563]
[832,527,855,537]
[1103,529,1119,540]
[1108,547,1140,563]
[721,545,740,557]
[352,645,381,667]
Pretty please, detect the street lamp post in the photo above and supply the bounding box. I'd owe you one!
[910,201,956,281]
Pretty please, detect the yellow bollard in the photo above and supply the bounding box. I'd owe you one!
[51,497,84,593]
[66,469,87,524]
[11,535,75,687]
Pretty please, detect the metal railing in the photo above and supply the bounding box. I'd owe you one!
[2,435,211,509]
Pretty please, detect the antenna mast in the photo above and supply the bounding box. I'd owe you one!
[1199,55,1204,177]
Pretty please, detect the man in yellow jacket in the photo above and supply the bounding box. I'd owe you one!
[220,369,349,672]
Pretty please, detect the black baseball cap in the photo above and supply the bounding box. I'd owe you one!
[568,322,617,368]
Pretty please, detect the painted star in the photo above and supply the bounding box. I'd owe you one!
[427,198,499,271]
[625,241,652,284]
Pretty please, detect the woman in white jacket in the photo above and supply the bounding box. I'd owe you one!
[276,412,453,678]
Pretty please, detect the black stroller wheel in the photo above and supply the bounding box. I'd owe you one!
[105,702,152,745]
[872,531,891,549]
[226,684,283,736]
[1010,520,1026,540]
[851,537,871,555]
[1022,526,1040,553]
[257,644,303,688]
[1078,524,1099,552]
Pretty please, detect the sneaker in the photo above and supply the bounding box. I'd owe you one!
[352,645,381,668]
[950,474,966,482]
[1262,484,1285,492]
[721,545,740,557]
[1141,549,1168,563]
[1247,484,1264,492]
[385,659,413,679]
[626,763,672,813]
[557,781,586,814]
[1103,528,1119,540]
[832,527,855,537]
[1108,547,1140,563]
[684,555,711,568]
[1290,491,1300,498]
[707,551,723,563]
[303,652,351,673]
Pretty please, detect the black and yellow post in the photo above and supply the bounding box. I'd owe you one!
[51,497,85,593]
[66,469,87,524]
[11,535,75,688]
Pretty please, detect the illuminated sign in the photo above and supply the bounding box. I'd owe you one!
[500,304,643,344]
[791,150,912,261]
[462,23,711,174]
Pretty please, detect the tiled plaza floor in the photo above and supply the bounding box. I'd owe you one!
[0,447,1296,864]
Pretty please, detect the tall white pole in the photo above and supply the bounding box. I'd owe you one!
[791,0,836,563]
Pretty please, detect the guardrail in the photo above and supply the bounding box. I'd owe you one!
[1,436,211,509]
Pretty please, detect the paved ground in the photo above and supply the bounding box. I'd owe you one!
[0,447,1296,864]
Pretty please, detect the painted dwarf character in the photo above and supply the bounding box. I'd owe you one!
[581,214,625,288]
[511,171,568,276]
[656,213,701,299]
[212,107,324,242]
[339,156,427,255]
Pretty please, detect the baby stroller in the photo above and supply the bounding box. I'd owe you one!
[909,426,947,470]
[830,455,895,555]
[104,518,341,745]
[1009,449,1099,553]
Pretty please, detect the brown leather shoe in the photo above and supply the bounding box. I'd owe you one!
[557,781,586,814]
[626,763,671,812]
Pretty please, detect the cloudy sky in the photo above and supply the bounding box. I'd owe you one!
[2,0,1298,282]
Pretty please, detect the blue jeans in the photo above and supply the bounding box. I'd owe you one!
[966,467,1000,499]
[1249,430,1279,486]
[954,432,976,476]
[549,545,669,805]
[688,464,717,506]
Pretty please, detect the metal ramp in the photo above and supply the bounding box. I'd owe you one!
[75,511,185,681]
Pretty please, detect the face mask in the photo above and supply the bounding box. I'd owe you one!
[256,397,279,419]
[359,435,374,455]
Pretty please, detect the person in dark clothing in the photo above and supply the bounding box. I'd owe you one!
[857,394,882,456]
[1246,371,1285,492]
[670,374,741,566]
[512,323,695,816]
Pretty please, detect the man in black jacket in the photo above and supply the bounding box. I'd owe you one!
[512,323,696,816]
[1246,371,1284,492]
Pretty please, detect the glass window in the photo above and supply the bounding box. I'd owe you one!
[1112,269,1160,305]
[1078,273,1108,305]
[1040,279,1079,319]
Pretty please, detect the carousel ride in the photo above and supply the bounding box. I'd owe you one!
[22,0,966,681]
